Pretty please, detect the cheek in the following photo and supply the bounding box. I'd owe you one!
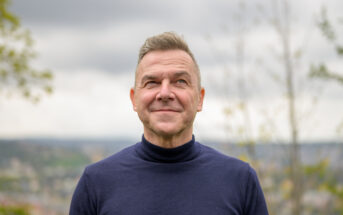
[179,94,196,109]
[136,92,156,109]
[189,93,201,110]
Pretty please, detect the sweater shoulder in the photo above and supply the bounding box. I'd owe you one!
[198,143,251,172]
[198,143,258,197]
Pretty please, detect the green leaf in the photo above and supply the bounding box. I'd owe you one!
[0,0,53,102]
[336,45,343,56]
[317,7,336,41]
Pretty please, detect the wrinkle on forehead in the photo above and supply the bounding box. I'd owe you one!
[135,50,201,90]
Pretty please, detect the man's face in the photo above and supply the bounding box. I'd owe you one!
[130,49,205,139]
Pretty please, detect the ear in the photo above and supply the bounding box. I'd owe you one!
[130,88,137,112]
[197,88,205,112]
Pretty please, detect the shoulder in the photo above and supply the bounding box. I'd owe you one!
[195,144,268,214]
[197,143,261,198]
[197,143,257,186]
[198,143,250,170]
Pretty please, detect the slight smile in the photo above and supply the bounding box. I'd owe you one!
[153,109,179,112]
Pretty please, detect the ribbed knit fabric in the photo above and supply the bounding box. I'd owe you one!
[70,136,269,215]
[137,135,200,163]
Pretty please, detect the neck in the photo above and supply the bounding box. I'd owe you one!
[143,130,193,149]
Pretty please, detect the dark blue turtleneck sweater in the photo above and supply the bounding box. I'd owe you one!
[70,136,268,215]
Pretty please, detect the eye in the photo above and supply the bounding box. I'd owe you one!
[175,79,188,86]
[177,79,187,84]
[145,81,159,88]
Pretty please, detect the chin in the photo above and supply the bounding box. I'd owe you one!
[151,124,183,137]
[154,128,180,137]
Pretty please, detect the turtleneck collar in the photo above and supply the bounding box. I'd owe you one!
[135,135,200,163]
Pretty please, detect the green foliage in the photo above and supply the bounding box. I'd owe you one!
[0,204,31,215]
[304,159,343,214]
[321,174,343,215]
[317,7,336,42]
[309,6,343,85]
[309,64,343,85]
[337,46,343,55]
[0,175,20,191]
[0,0,53,103]
[310,6,343,145]
[304,159,328,179]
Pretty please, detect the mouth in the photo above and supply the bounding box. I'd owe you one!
[153,109,179,112]
[150,105,182,112]
[150,107,181,112]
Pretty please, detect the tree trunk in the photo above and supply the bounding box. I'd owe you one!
[279,1,303,214]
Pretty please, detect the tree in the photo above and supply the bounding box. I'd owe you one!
[310,7,343,84]
[257,1,306,213]
[208,1,340,214]
[308,7,343,214]
[269,3,342,214]
[310,6,343,140]
[0,0,53,103]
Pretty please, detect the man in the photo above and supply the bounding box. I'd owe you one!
[69,32,269,215]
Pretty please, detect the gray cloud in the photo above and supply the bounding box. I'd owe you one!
[3,0,343,139]
[10,0,342,83]
[12,0,168,26]
[11,0,240,33]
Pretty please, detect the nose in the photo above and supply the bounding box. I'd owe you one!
[156,81,175,101]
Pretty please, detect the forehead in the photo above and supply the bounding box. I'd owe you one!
[137,50,195,78]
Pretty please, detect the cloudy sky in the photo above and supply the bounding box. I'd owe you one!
[1,0,342,142]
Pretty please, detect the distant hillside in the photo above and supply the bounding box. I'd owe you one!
[1,138,341,169]
[0,139,91,170]
[0,138,342,215]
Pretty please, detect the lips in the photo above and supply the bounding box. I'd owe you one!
[152,109,179,112]
[149,107,182,112]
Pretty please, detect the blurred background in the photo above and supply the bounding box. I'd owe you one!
[0,0,342,214]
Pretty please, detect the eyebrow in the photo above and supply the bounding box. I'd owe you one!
[141,74,157,85]
[140,71,191,84]
[173,71,191,79]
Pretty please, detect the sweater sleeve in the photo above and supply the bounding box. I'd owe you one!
[243,166,269,215]
[69,167,97,215]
